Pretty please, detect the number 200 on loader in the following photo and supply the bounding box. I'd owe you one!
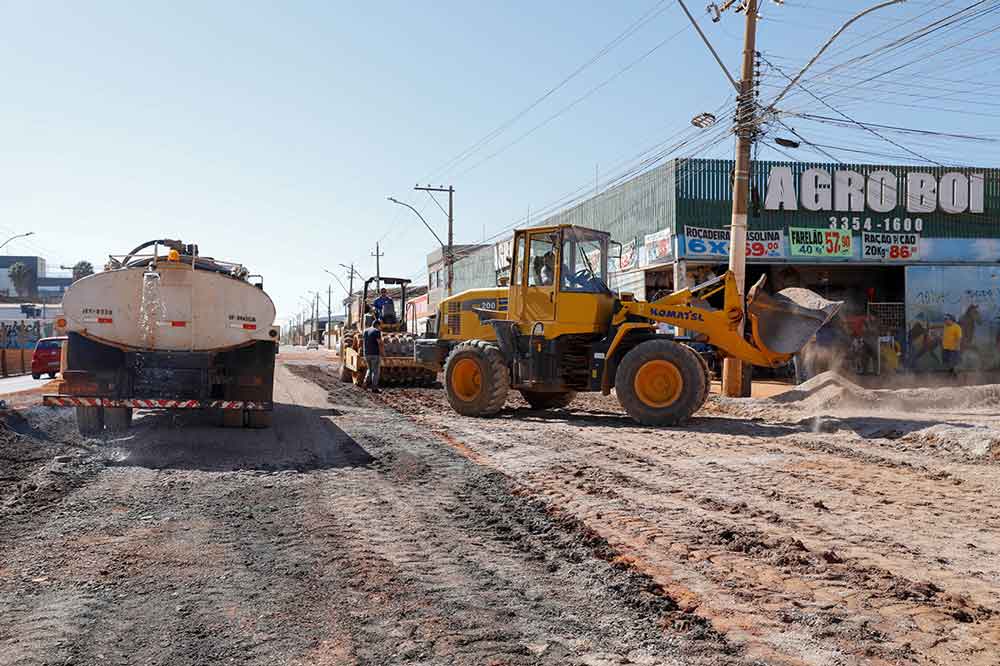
[415,224,841,426]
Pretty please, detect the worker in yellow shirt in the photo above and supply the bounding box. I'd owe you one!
[941,313,963,375]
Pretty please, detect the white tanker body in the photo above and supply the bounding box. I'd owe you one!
[44,240,280,434]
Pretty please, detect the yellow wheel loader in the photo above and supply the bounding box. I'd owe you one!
[415,224,840,426]
[340,276,438,387]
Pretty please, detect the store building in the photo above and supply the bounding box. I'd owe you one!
[445,157,1000,372]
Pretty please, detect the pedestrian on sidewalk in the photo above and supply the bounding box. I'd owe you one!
[363,319,384,392]
[942,313,963,376]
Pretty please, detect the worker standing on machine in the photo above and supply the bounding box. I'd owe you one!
[363,319,385,392]
[372,288,396,324]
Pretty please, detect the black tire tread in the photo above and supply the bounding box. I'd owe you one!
[520,390,576,410]
[614,339,706,426]
[443,340,509,417]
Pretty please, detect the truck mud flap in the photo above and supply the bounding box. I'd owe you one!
[43,396,271,410]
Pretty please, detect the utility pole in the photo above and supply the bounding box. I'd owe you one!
[720,0,759,399]
[372,243,383,293]
[327,284,332,350]
[347,264,355,327]
[414,185,454,297]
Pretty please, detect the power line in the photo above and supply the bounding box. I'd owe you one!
[424,0,676,182]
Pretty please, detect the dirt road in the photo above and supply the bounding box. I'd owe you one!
[3,359,998,666]
[1,361,734,666]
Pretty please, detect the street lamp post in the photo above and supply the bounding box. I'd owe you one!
[387,196,452,296]
[0,232,34,253]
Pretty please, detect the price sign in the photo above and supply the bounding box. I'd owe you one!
[684,226,785,259]
[789,227,853,258]
[862,232,920,261]
[746,230,784,258]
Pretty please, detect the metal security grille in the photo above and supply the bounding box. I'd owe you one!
[867,302,906,336]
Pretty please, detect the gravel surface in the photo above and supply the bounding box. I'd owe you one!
[329,367,1000,666]
[1,362,750,666]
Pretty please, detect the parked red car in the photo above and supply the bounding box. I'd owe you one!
[31,336,66,379]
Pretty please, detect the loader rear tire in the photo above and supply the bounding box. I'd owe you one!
[520,390,576,410]
[444,340,509,417]
[104,407,133,432]
[76,406,104,435]
[615,339,706,426]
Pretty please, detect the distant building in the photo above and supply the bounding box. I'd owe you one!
[38,276,74,299]
[0,256,45,298]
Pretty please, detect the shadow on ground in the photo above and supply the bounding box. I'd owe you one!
[104,402,373,473]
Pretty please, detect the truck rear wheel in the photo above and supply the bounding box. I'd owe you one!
[444,341,509,417]
[520,390,576,410]
[246,410,272,428]
[221,409,244,428]
[76,406,104,435]
[104,407,133,432]
[615,339,706,426]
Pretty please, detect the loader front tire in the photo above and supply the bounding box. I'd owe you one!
[520,390,576,410]
[615,339,706,426]
[680,344,712,411]
[444,340,509,417]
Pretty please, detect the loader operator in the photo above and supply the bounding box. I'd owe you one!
[363,319,385,392]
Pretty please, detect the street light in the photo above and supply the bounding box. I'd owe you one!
[387,197,445,247]
[0,231,34,253]
[388,196,454,297]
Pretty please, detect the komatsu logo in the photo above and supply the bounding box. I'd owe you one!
[650,308,704,322]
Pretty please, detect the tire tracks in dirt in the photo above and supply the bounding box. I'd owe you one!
[326,374,1000,666]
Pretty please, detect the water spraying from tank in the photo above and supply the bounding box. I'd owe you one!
[139,270,164,350]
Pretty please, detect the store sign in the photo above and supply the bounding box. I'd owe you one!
[617,238,639,272]
[643,229,673,265]
[494,238,514,272]
[862,232,920,261]
[764,166,985,214]
[684,226,785,259]
[789,227,852,258]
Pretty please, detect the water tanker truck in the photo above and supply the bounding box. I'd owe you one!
[44,240,280,434]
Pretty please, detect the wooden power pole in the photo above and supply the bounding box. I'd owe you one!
[414,185,455,297]
[721,0,759,398]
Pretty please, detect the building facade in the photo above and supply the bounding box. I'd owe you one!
[444,157,1000,372]
[0,256,46,298]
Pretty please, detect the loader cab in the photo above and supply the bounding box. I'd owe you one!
[508,225,615,336]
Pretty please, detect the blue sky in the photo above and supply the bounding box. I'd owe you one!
[0,0,997,324]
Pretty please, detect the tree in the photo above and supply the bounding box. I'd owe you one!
[8,261,30,297]
[72,261,94,281]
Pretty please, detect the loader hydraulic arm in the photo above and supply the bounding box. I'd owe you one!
[612,271,795,368]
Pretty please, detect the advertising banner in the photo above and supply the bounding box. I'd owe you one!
[643,229,673,266]
[683,226,785,259]
[862,232,920,261]
[788,227,852,258]
[617,238,639,272]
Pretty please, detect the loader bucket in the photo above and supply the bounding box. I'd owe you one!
[747,276,843,356]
